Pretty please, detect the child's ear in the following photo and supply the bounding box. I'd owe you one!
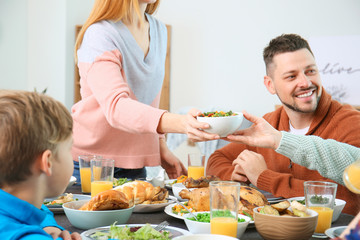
[38,150,53,176]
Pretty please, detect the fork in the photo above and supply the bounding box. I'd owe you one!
[173,199,198,221]
[154,220,169,232]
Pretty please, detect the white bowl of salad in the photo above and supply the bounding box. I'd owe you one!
[197,111,251,137]
[183,211,251,239]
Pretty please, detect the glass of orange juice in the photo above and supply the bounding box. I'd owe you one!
[304,181,337,238]
[210,181,240,237]
[187,153,205,180]
[343,159,360,194]
[90,158,114,197]
[79,155,102,193]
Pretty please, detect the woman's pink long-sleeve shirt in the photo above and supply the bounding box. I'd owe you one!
[72,15,167,168]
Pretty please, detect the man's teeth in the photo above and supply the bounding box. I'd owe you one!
[297,91,313,98]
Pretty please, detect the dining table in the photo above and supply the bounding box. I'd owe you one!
[54,184,355,240]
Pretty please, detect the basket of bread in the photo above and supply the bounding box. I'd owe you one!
[253,200,318,240]
[63,180,172,229]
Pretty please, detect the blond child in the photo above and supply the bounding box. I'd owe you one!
[0,90,80,239]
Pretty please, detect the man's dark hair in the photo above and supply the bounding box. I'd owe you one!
[263,34,314,75]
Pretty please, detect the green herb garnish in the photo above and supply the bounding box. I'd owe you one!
[187,211,246,223]
[113,178,131,186]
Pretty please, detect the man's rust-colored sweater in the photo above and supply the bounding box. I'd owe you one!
[206,90,360,215]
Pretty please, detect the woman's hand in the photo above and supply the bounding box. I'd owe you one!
[159,139,187,178]
[157,109,220,142]
[182,108,220,142]
[226,111,282,150]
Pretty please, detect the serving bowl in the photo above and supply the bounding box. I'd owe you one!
[63,199,134,230]
[173,234,238,240]
[183,212,251,239]
[197,112,251,137]
[287,197,346,222]
[253,206,318,240]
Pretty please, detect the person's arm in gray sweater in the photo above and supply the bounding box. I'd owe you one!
[226,111,360,185]
[276,131,360,185]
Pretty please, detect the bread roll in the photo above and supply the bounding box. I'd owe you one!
[114,180,169,205]
[136,180,155,201]
[120,181,146,204]
[152,186,168,202]
[79,190,129,211]
[238,186,269,216]
[116,185,134,207]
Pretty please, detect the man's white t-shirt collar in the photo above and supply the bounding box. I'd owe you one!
[289,120,310,135]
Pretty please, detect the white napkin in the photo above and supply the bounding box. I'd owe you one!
[146,168,165,188]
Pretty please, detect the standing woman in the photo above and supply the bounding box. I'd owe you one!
[72,0,218,181]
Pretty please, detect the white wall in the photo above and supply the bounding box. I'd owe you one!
[0,0,360,116]
[154,0,360,116]
[0,0,28,89]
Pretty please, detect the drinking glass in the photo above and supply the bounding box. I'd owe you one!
[187,153,205,180]
[90,158,114,197]
[78,155,102,193]
[343,159,360,194]
[304,181,337,238]
[210,181,240,237]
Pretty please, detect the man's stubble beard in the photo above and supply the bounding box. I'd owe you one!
[278,91,321,114]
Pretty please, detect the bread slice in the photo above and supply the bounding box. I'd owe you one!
[79,190,129,211]
[238,186,269,217]
[271,200,290,213]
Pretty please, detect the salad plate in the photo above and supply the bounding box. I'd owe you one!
[325,226,347,238]
[44,193,91,213]
[133,196,177,213]
[164,203,187,220]
[80,224,191,240]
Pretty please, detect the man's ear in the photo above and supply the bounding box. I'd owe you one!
[38,150,53,176]
[264,75,276,95]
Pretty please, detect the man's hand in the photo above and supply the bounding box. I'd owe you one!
[231,163,249,182]
[226,111,282,150]
[232,150,267,186]
[159,139,187,178]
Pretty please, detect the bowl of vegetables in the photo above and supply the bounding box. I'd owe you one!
[197,111,251,137]
[183,211,251,239]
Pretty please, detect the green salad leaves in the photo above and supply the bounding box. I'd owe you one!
[91,223,170,240]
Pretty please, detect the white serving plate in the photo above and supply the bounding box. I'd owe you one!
[133,196,177,213]
[44,194,91,213]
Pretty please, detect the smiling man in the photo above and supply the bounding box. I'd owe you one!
[206,34,360,215]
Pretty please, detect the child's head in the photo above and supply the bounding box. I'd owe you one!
[0,90,73,190]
